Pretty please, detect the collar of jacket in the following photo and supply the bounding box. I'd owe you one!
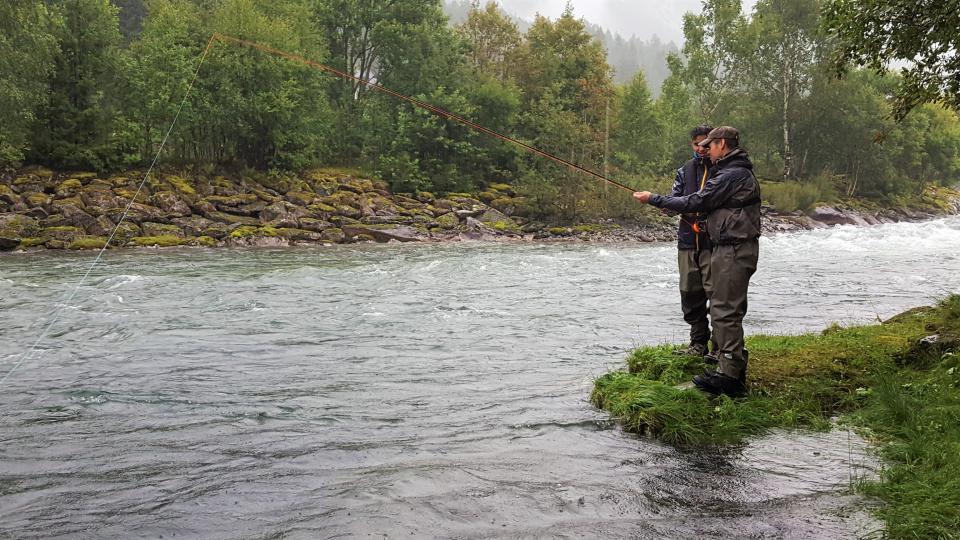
[714,148,751,170]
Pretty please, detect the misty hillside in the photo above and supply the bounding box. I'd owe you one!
[443,0,677,93]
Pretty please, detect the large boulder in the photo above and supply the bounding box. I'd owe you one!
[435,212,460,230]
[285,190,318,206]
[172,215,216,237]
[55,179,83,198]
[0,185,22,207]
[141,222,185,237]
[341,225,421,243]
[275,228,323,242]
[149,191,192,217]
[808,205,869,227]
[51,198,96,229]
[261,201,306,228]
[106,202,168,224]
[203,194,259,211]
[0,237,19,251]
[299,217,333,232]
[82,188,123,211]
[204,210,259,226]
[0,214,40,238]
[319,227,345,243]
[86,215,116,237]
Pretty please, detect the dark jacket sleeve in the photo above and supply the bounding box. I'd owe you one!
[649,171,737,213]
[670,168,684,197]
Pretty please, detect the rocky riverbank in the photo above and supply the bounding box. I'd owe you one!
[1,167,958,251]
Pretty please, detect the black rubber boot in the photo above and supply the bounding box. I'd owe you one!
[692,369,747,397]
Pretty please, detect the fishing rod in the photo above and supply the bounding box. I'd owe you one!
[208,33,639,194]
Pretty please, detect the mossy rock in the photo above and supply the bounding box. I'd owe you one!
[337,178,373,194]
[205,211,259,226]
[229,225,278,239]
[113,222,141,244]
[44,239,66,249]
[478,190,498,204]
[0,184,21,205]
[42,225,83,242]
[285,191,318,206]
[131,235,188,247]
[17,237,47,249]
[0,214,41,237]
[433,198,457,211]
[149,191,191,216]
[275,228,322,242]
[415,191,435,203]
[308,202,337,214]
[204,194,259,207]
[548,227,571,236]
[229,226,260,239]
[299,217,333,232]
[192,235,217,247]
[490,220,522,234]
[166,175,197,196]
[573,223,620,234]
[55,179,83,198]
[435,212,461,230]
[319,228,345,243]
[73,172,98,181]
[68,236,108,250]
[114,188,141,200]
[488,182,513,193]
[141,222,185,238]
[25,192,50,207]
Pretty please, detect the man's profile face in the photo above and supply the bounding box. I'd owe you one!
[708,139,728,162]
[691,135,709,158]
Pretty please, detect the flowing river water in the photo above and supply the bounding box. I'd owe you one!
[2,216,960,539]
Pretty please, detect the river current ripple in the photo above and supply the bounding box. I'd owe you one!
[2,217,959,539]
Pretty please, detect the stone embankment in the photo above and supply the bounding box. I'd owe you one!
[0,168,957,251]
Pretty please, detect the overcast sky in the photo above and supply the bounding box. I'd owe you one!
[494,0,758,44]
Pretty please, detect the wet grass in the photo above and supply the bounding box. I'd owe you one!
[592,295,960,537]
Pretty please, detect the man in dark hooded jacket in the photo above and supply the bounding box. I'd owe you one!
[634,126,761,397]
[670,125,715,359]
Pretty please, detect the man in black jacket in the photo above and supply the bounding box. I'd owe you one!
[671,125,715,359]
[634,126,761,397]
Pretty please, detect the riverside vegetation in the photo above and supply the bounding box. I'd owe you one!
[592,296,960,538]
[1,167,959,252]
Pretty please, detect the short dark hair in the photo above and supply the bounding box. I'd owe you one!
[690,125,713,139]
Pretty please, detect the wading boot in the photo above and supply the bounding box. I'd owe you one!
[674,342,708,357]
[692,369,747,398]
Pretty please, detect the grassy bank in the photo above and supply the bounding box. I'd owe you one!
[592,295,960,538]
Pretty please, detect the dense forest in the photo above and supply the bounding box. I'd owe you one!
[2,0,959,222]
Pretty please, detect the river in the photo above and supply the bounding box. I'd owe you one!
[2,217,959,539]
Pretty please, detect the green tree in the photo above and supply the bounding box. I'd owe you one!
[127,0,333,169]
[655,60,697,170]
[612,71,662,174]
[746,0,821,179]
[672,0,750,122]
[456,1,521,82]
[824,0,960,119]
[0,1,58,167]
[30,0,132,171]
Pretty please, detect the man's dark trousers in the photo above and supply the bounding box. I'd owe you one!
[679,247,712,346]
[709,238,760,379]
